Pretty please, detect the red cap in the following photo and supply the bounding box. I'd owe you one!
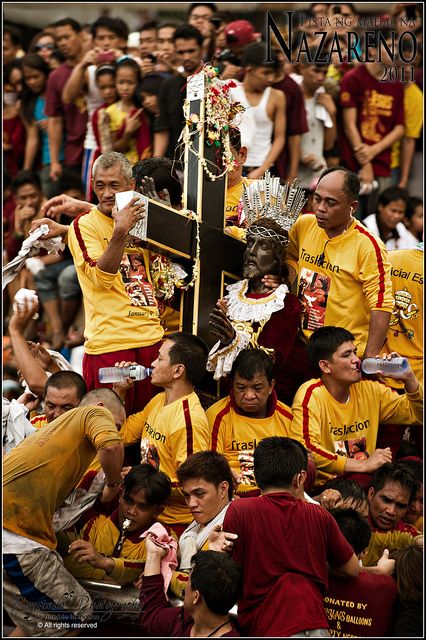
[224,20,261,48]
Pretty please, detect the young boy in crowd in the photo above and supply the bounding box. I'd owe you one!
[60,464,172,585]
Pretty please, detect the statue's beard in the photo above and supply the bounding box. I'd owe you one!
[243,263,259,279]
[243,261,280,281]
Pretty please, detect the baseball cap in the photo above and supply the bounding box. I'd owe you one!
[224,20,261,48]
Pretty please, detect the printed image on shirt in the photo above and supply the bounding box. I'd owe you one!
[140,438,160,470]
[299,268,330,330]
[238,451,256,486]
[119,254,157,307]
[334,437,369,460]
[389,286,419,340]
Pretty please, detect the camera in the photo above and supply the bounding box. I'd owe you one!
[217,49,242,67]
[146,53,157,63]
[210,17,222,29]
[98,51,115,64]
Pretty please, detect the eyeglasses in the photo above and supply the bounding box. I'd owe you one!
[36,43,54,51]
[191,13,212,21]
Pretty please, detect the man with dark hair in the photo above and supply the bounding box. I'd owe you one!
[3,388,125,637]
[340,41,404,217]
[171,451,234,597]
[325,508,397,637]
[229,43,286,180]
[46,18,88,181]
[317,477,369,515]
[290,326,423,489]
[61,463,172,585]
[153,24,204,169]
[364,462,420,566]
[10,170,45,243]
[117,332,210,535]
[206,349,293,496]
[141,545,241,637]
[220,436,359,637]
[188,3,217,60]
[62,16,124,200]
[138,20,159,77]
[155,22,179,75]
[286,166,394,361]
[297,53,337,192]
[272,48,309,184]
[36,370,87,425]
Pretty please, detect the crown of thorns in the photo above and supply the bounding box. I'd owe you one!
[243,171,306,245]
[246,224,289,246]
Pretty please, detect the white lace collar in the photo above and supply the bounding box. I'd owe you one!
[225,279,288,323]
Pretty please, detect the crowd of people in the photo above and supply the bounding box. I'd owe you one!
[2,2,424,638]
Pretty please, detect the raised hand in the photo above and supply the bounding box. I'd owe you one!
[112,196,145,236]
[209,300,235,346]
[40,194,91,220]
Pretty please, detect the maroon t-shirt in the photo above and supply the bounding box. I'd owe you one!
[45,62,88,167]
[224,492,354,637]
[325,573,397,636]
[4,114,25,178]
[140,574,240,637]
[248,291,316,405]
[340,65,404,177]
[273,74,308,179]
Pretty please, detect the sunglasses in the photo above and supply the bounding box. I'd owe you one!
[36,43,54,51]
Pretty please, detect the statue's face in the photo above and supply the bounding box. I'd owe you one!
[243,234,278,279]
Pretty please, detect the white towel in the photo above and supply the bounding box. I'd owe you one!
[2,225,64,289]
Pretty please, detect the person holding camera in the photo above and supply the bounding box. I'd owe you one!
[216,19,261,82]
[153,24,204,172]
[61,17,126,201]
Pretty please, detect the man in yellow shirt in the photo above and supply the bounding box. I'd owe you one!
[207,349,293,496]
[3,388,126,637]
[383,245,423,385]
[67,151,164,414]
[117,332,211,536]
[290,326,423,490]
[286,166,394,361]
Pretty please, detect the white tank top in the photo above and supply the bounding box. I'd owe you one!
[231,84,273,167]
[84,65,104,150]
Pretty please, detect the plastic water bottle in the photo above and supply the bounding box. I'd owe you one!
[98,365,152,384]
[361,357,409,375]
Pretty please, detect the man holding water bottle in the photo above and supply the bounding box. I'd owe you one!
[290,326,423,491]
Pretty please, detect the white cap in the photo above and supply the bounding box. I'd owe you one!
[127,31,140,48]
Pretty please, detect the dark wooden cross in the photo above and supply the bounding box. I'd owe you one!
[142,71,245,348]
